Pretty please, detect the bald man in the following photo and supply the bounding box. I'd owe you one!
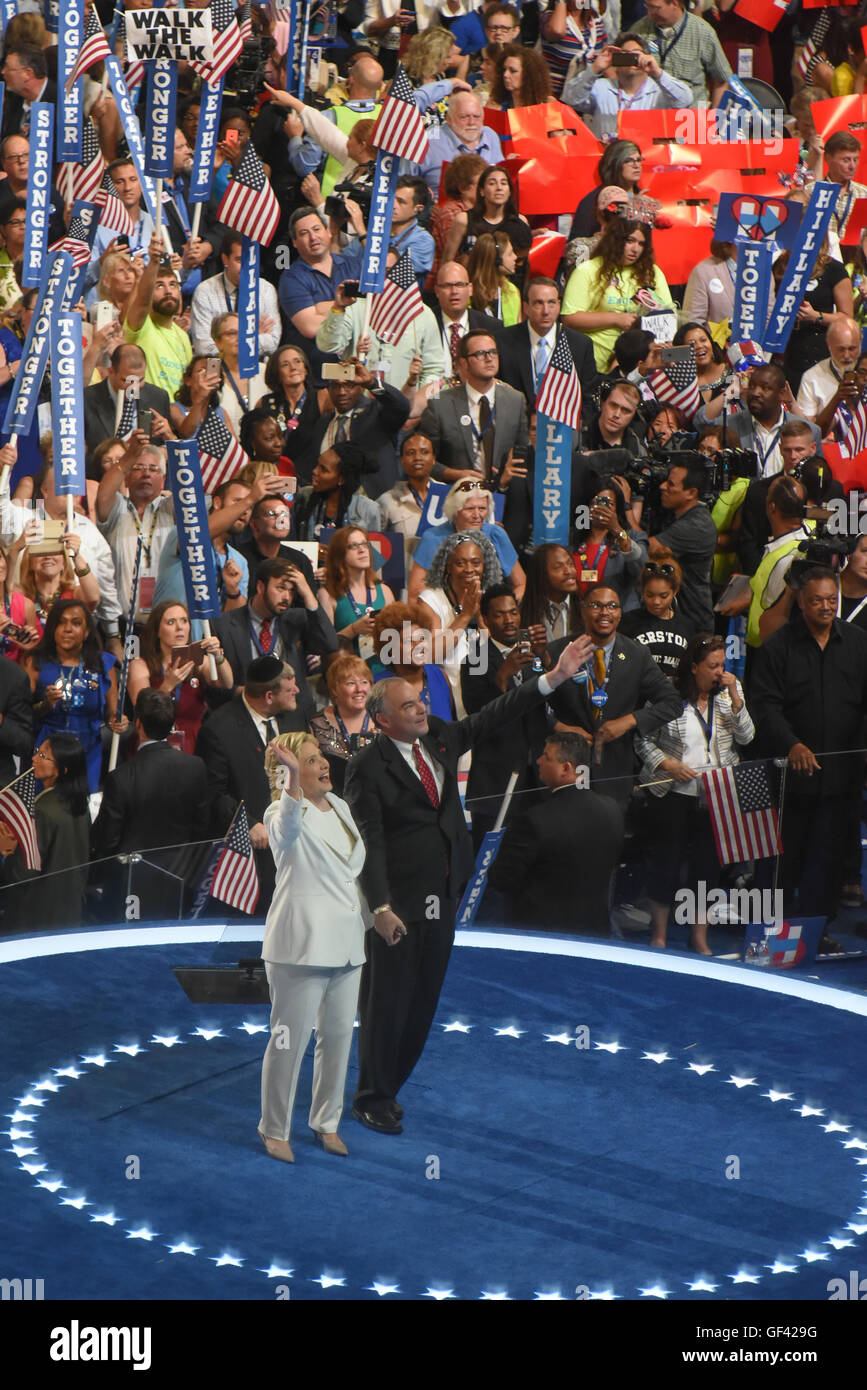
[796,317,864,434]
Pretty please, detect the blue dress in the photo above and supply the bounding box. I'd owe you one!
[35,653,116,793]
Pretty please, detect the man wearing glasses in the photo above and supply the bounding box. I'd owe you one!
[0,136,64,243]
[547,583,680,805]
[431,263,498,380]
[418,330,528,491]
[0,199,27,314]
[451,2,522,64]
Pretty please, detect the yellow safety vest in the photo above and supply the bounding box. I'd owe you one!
[746,527,813,648]
[321,103,382,199]
[711,476,749,587]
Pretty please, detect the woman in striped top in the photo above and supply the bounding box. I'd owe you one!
[540,0,610,99]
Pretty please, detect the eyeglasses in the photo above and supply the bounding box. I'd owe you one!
[4,153,28,163]
[466,349,498,360]
[260,508,289,519]
[584,600,621,612]
[486,24,517,33]
[4,218,26,229]
[456,480,486,492]
[34,748,56,764]
[645,563,675,577]
[437,282,470,290]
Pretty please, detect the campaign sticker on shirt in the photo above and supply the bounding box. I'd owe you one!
[806,279,818,292]
[708,277,724,294]
[460,414,471,426]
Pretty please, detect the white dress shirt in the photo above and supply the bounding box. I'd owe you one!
[389,736,446,800]
[242,693,280,747]
[190,270,281,358]
[440,309,470,368]
[796,357,844,422]
[753,409,787,478]
[528,326,556,391]
[465,382,496,472]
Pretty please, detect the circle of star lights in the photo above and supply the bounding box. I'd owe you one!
[5,1019,867,1301]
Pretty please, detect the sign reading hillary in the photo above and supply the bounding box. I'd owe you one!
[49,314,86,498]
[125,8,214,62]
[731,238,774,345]
[144,58,178,179]
[3,252,74,437]
[165,441,221,622]
[358,151,400,296]
[237,237,260,378]
[534,415,571,547]
[22,105,55,290]
[189,78,225,203]
[715,193,803,250]
[57,0,84,162]
[762,181,839,355]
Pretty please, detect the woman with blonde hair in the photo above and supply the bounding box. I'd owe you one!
[258,731,370,1162]
[407,476,524,600]
[93,252,139,324]
[467,231,521,326]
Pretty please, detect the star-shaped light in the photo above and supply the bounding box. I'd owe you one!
[687,1063,715,1075]
[313,1274,346,1289]
[765,1260,797,1275]
[9,1145,39,1158]
[367,1281,399,1296]
[846,1222,867,1236]
[9,1109,39,1123]
[422,1286,455,1300]
[854,1157,867,1167]
[150,1035,182,1049]
[19,1162,47,1175]
[16,1094,46,1108]
[544,1032,573,1045]
[589,1288,620,1300]
[126,1227,157,1241]
[261,1264,294,1279]
[534,1291,565,1301]
[33,1079,61,1093]
[595,1041,626,1054]
[166,1242,200,1256]
[856,1207,867,1217]
[843,1137,867,1151]
[36,1178,65,1193]
[492,1026,525,1038]
[727,1075,757,1089]
[90,1212,120,1226]
[480,1290,511,1300]
[80,1054,111,1068]
[638,1284,670,1298]
[6,1128,33,1140]
[728,1270,761,1284]
[53,1066,83,1080]
[642,1051,671,1065]
[441,1021,472,1033]
[60,1196,91,1209]
[763,1090,794,1103]
[685,1278,718,1292]
[191,1027,224,1041]
[822,1121,851,1134]
[797,1249,828,1264]
[824,1236,855,1250]
[794,1104,824,1118]
[211,1253,244,1268]
[237,1022,268,1035]
[113,1043,145,1057]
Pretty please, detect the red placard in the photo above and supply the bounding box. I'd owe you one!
[690,167,791,200]
[653,224,714,285]
[618,108,717,144]
[733,0,790,32]
[804,0,855,6]
[527,231,567,279]
[504,151,599,216]
[822,442,867,494]
[812,94,867,141]
[840,197,867,245]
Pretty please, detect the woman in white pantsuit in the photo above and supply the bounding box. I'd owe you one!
[258,733,368,1162]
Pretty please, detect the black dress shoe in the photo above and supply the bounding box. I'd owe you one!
[389,1101,404,1121]
[352,1103,402,1135]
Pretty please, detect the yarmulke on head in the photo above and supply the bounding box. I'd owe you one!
[246,654,284,686]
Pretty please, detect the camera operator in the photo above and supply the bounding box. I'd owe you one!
[564,33,693,141]
[735,420,819,577]
[755,492,851,647]
[693,364,821,478]
[729,476,811,651]
[645,459,717,634]
[579,379,646,456]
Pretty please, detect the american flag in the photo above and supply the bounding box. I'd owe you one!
[198,406,249,493]
[371,63,429,164]
[190,0,245,85]
[49,210,95,269]
[368,251,424,345]
[535,332,583,431]
[216,141,280,245]
[65,8,111,91]
[238,1,253,41]
[66,119,105,204]
[210,802,260,914]
[702,759,782,867]
[795,10,831,83]
[647,344,700,422]
[0,768,41,871]
[124,61,146,94]
[94,168,135,239]
[835,392,867,459]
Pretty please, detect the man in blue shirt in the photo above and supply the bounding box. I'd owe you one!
[278,207,365,369]
[389,177,435,288]
[414,90,503,196]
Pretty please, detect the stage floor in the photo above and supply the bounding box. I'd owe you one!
[2,925,866,1301]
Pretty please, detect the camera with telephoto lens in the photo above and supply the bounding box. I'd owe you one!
[785,528,850,590]
[706,446,759,495]
[225,36,272,111]
[324,180,373,226]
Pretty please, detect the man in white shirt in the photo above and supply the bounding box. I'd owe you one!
[95,439,176,628]
[190,232,281,358]
[316,261,447,394]
[430,261,494,381]
[417,329,529,487]
[796,317,862,434]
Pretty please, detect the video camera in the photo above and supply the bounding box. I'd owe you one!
[324,180,373,226]
[785,528,850,590]
[225,37,272,112]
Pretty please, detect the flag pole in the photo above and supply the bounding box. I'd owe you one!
[0,435,18,495]
[66,494,74,534]
[493,771,519,831]
[191,203,202,241]
[771,758,788,905]
[108,533,145,772]
[359,293,373,364]
[201,619,219,683]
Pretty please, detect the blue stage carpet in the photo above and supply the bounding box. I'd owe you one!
[2,933,866,1302]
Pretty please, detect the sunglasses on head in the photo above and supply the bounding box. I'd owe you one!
[645,563,675,578]
[456,480,486,493]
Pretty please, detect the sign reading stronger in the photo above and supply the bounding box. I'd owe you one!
[125,8,214,62]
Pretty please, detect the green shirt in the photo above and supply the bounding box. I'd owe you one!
[562,258,674,371]
[125,315,192,398]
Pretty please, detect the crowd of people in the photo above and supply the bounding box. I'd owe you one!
[0,1,865,1149]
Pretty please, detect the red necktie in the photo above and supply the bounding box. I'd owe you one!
[260,619,272,653]
[413,741,440,808]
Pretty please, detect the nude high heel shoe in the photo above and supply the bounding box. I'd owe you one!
[258,1129,294,1163]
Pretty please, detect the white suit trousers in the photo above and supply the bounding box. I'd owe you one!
[260,960,362,1140]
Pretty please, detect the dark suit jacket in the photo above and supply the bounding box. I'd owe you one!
[344,675,553,921]
[490,784,624,933]
[0,658,33,789]
[213,603,338,715]
[233,539,317,597]
[295,385,411,494]
[84,380,173,475]
[497,323,599,412]
[92,743,208,867]
[459,640,549,818]
[547,632,681,804]
[2,80,57,140]
[418,381,528,482]
[194,695,305,835]
[428,305,500,343]
[162,173,224,280]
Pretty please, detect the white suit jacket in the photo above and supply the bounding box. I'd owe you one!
[262,791,368,968]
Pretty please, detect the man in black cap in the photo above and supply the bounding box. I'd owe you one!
[195,655,305,908]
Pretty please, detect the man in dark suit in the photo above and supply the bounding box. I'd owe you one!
[344,633,594,1133]
[418,329,527,486]
[292,360,411,493]
[547,584,681,806]
[497,277,598,413]
[428,261,499,381]
[490,731,624,933]
[0,45,56,140]
[214,558,337,717]
[195,655,307,908]
[84,345,172,475]
[460,584,549,848]
[233,495,317,598]
[92,690,209,920]
[0,658,33,789]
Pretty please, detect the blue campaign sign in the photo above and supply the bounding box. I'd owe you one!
[416,480,450,536]
[359,150,400,296]
[165,441,222,622]
[762,181,838,356]
[63,199,102,310]
[50,314,86,498]
[715,193,803,251]
[22,104,54,290]
[533,413,571,546]
[144,57,178,179]
[237,238,260,378]
[3,252,74,437]
[456,828,506,927]
[730,238,774,346]
[57,0,84,162]
[189,78,225,203]
[104,53,159,220]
